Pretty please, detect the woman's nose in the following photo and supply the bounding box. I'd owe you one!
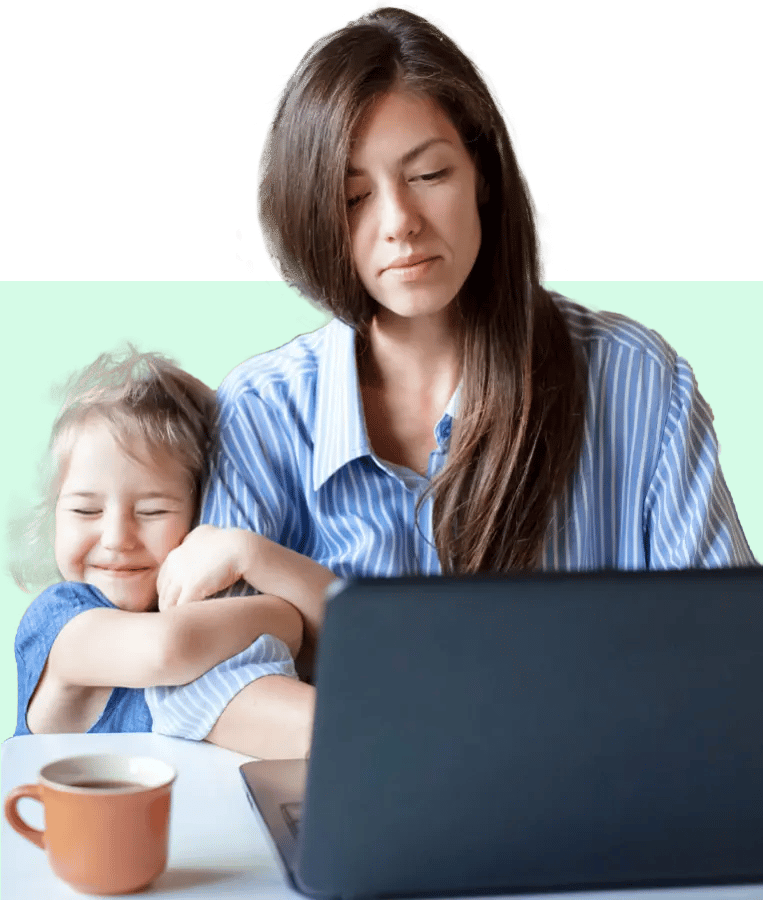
[381,184,422,242]
[100,509,137,550]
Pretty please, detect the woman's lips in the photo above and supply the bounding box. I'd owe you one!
[383,256,441,281]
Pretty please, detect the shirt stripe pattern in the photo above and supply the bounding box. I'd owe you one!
[147,295,756,737]
[146,634,296,740]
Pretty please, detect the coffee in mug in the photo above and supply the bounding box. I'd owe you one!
[4,753,176,895]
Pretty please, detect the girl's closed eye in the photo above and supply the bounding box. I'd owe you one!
[347,192,369,210]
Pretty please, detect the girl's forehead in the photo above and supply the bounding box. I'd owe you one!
[56,417,139,468]
[55,417,191,494]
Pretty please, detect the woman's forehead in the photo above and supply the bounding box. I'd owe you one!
[348,91,465,171]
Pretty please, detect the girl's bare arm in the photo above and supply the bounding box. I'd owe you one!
[44,593,303,689]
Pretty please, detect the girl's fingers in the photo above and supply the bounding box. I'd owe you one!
[158,573,181,610]
[173,576,206,607]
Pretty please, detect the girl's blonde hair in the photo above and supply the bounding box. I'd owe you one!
[10,347,216,592]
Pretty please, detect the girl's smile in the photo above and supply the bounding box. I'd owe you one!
[54,419,195,612]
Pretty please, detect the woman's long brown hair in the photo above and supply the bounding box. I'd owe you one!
[259,7,585,572]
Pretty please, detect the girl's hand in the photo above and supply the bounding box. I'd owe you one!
[157,524,256,610]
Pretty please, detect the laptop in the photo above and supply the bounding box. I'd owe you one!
[240,567,763,898]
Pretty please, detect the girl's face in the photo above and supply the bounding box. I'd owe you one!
[346,90,482,326]
[54,418,195,612]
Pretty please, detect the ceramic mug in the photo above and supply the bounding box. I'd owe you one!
[4,753,176,895]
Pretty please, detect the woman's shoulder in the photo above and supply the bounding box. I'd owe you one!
[550,292,678,371]
[218,317,347,404]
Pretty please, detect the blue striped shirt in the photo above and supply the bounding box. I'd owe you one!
[146,295,755,738]
[148,634,295,740]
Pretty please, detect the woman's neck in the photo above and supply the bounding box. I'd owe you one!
[356,305,462,475]
[360,304,462,398]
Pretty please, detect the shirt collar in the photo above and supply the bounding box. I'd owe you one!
[313,318,371,490]
[436,382,461,444]
[312,317,462,490]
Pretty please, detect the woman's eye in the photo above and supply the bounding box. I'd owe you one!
[347,170,447,208]
[72,509,100,517]
[416,168,448,183]
[138,509,170,518]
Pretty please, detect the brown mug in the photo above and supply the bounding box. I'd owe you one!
[4,753,176,895]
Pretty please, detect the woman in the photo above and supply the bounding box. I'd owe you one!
[155,7,754,755]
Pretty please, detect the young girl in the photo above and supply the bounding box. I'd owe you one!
[147,7,755,749]
[13,348,335,758]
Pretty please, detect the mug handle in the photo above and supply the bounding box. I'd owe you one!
[4,784,45,849]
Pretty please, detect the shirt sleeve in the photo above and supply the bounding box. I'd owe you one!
[201,380,303,544]
[145,381,303,741]
[14,583,114,736]
[644,355,755,568]
[145,634,297,740]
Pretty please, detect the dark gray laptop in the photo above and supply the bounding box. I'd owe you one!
[240,567,763,898]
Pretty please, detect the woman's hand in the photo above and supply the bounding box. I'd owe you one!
[157,524,257,610]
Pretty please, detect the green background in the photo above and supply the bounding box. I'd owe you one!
[0,0,763,738]
[2,281,761,740]
[0,0,763,281]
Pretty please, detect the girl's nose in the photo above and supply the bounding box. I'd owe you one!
[100,509,137,551]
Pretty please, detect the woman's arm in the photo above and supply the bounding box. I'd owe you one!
[644,354,756,568]
[150,369,336,746]
[45,593,303,689]
[205,675,315,759]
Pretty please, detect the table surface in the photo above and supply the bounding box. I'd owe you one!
[3,733,763,900]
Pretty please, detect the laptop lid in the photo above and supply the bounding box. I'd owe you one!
[246,567,763,898]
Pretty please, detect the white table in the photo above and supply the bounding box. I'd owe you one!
[3,733,763,900]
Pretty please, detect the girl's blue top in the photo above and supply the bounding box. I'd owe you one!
[14,581,152,736]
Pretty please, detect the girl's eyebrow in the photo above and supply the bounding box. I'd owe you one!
[347,137,453,177]
[59,490,186,501]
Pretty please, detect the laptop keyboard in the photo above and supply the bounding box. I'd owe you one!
[281,802,303,838]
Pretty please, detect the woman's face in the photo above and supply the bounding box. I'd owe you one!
[346,90,482,325]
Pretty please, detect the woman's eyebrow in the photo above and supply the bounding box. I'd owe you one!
[346,137,454,177]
